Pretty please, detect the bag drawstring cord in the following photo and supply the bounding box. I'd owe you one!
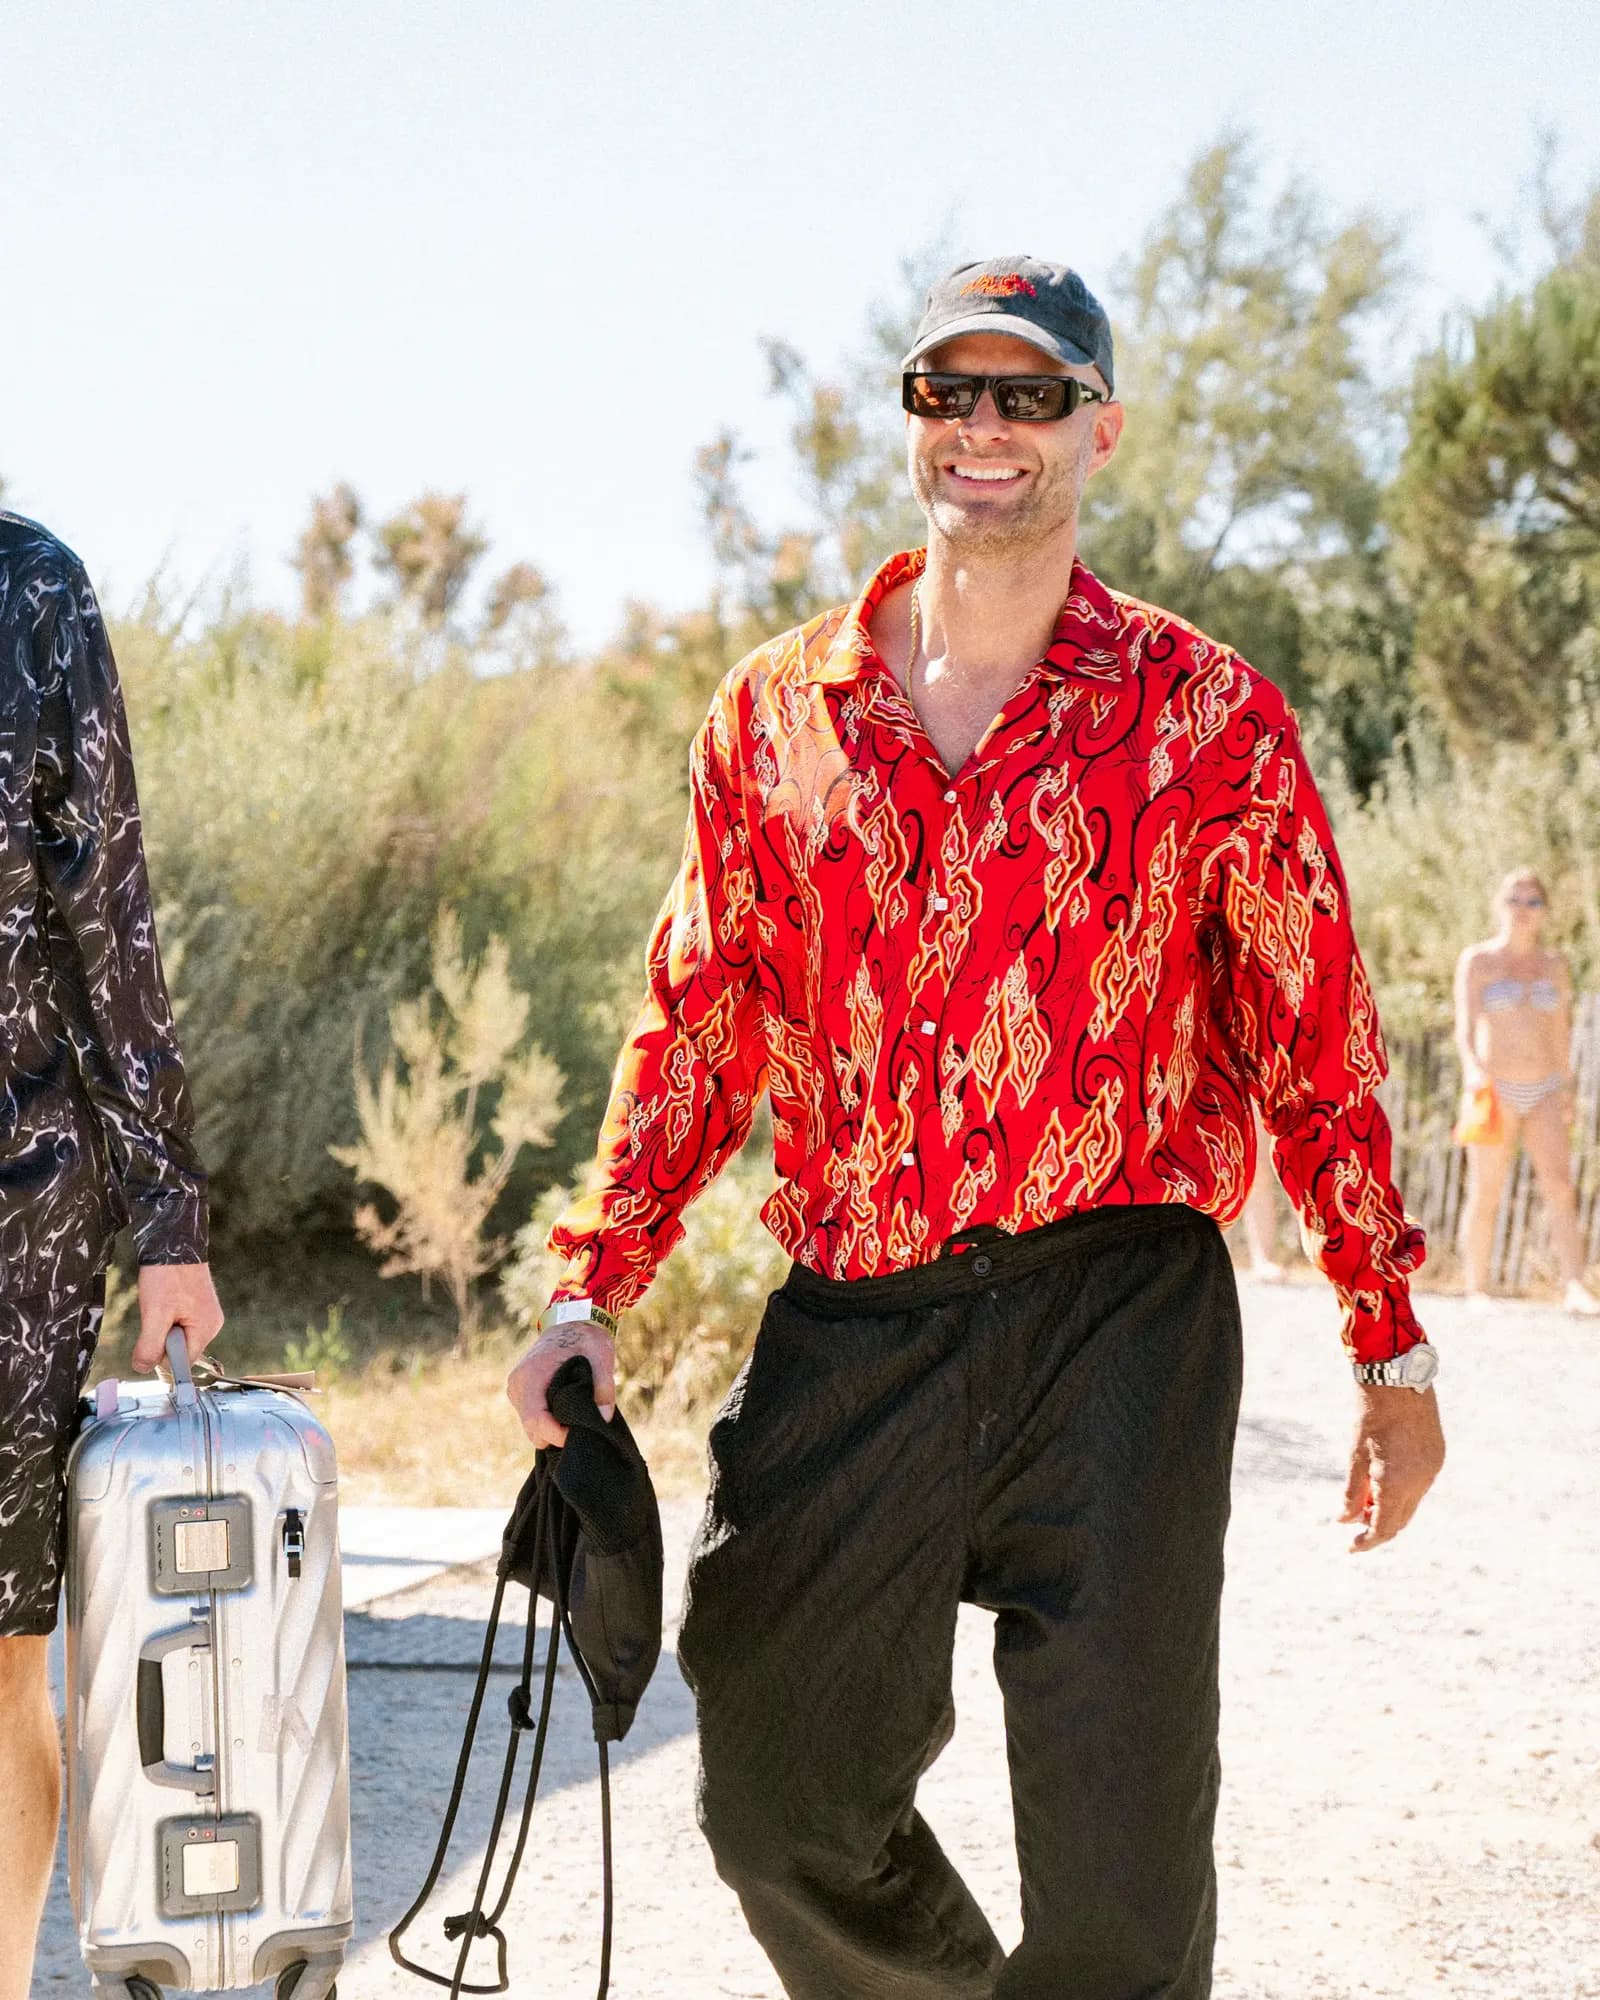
[387,1471,614,1999]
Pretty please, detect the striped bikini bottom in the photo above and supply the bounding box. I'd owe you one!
[1493,1074,1567,1115]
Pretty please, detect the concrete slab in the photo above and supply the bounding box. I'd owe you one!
[337,1505,505,1611]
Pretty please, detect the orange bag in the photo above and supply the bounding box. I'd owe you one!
[1452,1081,1503,1146]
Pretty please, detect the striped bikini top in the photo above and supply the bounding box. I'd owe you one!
[1481,976,1562,1013]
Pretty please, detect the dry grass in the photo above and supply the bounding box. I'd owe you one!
[322,1333,712,1505]
[89,1242,712,1506]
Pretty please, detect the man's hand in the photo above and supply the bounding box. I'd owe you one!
[1340,1384,1445,1553]
[132,1261,225,1373]
[506,1322,617,1449]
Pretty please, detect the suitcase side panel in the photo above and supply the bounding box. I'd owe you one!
[209,1391,353,1989]
[66,1385,353,1993]
[66,1392,214,1987]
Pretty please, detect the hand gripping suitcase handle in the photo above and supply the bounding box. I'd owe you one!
[137,1620,217,1795]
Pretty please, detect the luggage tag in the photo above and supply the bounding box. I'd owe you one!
[91,1340,319,1420]
[158,1348,322,1394]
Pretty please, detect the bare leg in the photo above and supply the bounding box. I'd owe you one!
[1520,1095,1592,1287]
[1459,1129,1518,1294]
[0,1635,60,2000]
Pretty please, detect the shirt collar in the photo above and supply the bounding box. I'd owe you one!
[811,547,1133,688]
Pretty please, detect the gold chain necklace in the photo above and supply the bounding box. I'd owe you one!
[904,580,922,689]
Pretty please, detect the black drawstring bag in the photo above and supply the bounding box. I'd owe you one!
[389,1358,664,1998]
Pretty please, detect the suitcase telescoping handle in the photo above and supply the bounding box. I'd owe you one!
[163,1326,200,1406]
[141,1334,217,1795]
[137,1620,218,1795]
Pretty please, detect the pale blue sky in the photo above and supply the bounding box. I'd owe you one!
[4,1,1596,646]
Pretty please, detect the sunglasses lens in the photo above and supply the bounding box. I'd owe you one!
[906,374,979,419]
[994,377,1074,421]
[905,374,1086,421]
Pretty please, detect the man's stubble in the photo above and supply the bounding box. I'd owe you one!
[907,418,1097,562]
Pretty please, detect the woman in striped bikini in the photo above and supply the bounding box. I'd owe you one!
[1454,868,1599,1313]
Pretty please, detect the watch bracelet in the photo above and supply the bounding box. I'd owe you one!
[541,1297,619,1339]
[1352,1346,1434,1387]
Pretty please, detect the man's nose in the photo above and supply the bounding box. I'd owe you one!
[957,386,1011,439]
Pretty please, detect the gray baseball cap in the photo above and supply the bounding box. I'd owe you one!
[902,256,1115,393]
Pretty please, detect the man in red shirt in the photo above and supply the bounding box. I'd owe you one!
[508,257,1445,1998]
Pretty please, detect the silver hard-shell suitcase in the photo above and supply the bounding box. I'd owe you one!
[64,1331,353,1999]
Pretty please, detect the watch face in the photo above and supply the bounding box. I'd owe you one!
[1402,1345,1439,1387]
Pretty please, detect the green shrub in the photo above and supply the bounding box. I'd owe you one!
[114,603,685,1242]
[285,1303,356,1383]
[1329,714,1600,1041]
[502,1149,788,1415]
[332,912,564,1350]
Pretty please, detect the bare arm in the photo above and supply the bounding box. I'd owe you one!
[1553,951,1577,1113]
[1453,948,1485,1085]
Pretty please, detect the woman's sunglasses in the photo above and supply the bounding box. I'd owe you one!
[902,372,1109,423]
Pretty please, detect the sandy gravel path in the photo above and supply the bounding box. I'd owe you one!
[39,1279,1600,1997]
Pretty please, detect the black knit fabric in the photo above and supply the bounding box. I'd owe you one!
[502,1358,663,1743]
[678,1204,1243,2000]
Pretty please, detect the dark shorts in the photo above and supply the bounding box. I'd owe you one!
[0,1278,105,1636]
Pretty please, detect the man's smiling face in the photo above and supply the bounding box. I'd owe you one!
[905,330,1118,556]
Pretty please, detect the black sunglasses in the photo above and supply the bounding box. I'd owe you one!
[902,372,1109,423]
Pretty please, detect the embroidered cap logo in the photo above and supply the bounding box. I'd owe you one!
[961,274,1038,299]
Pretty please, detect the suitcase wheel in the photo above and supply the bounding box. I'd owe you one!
[125,1982,163,2000]
[275,1967,337,2000]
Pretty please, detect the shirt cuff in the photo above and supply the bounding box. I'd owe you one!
[548,1269,640,1320]
[1339,1279,1427,1368]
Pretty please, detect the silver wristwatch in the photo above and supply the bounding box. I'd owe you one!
[1353,1344,1439,1392]
[539,1297,619,1339]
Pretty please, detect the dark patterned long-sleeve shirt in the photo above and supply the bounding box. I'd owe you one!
[0,513,208,1293]
[548,548,1425,1364]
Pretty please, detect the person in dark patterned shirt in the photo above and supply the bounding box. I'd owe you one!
[0,511,222,2000]
[507,261,1447,1998]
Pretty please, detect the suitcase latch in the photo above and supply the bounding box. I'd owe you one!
[159,1813,263,1916]
[149,1495,254,1595]
[282,1507,306,1578]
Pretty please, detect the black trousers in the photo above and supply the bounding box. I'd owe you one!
[677,1204,1244,2000]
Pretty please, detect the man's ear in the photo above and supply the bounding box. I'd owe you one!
[1087,399,1124,478]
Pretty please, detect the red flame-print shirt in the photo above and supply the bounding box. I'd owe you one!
[550,549,1426,1363]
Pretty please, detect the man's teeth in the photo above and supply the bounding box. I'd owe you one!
[951,465,1022,482]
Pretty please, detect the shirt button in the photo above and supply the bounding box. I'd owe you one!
[899,1151,916,1167]
[943,789,957,804]
[932,896,949,912]
[920,1020,936,1035]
